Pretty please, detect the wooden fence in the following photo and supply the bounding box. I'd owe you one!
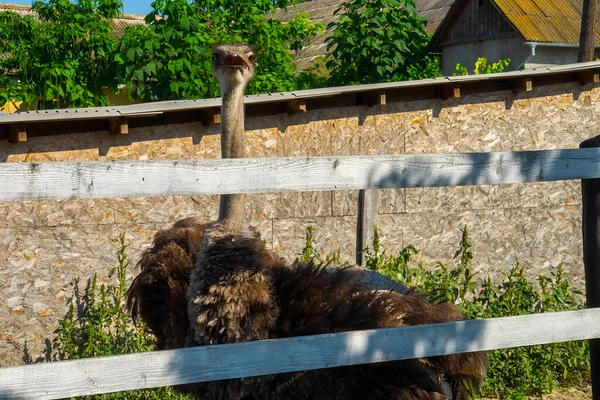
[2,142,600,399]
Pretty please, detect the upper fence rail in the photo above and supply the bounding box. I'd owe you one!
[2,147,600,202]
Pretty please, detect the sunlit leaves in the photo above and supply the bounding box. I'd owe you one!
[0,0,121,109]
[325,0,440,85]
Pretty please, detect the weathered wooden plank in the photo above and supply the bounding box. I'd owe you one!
[356,189,381,266]
[1,309,599,400]
[1,148,600,202]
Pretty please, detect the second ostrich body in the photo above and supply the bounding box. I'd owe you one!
[128,44,486,399]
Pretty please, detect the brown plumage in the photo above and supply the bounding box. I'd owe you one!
[129,222,486,399]
[128,43,486,399]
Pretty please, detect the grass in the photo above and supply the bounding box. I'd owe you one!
[41,227,589,399]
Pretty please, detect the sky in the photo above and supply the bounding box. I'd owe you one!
[7,0,153,15]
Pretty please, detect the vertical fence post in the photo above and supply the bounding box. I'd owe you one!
[356,189,380,266]
[581,136,600,400]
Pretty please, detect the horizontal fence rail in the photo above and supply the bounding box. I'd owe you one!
[2,147,600,202]
[1,309,599,399]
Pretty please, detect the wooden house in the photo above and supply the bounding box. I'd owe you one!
[429,0,600,75]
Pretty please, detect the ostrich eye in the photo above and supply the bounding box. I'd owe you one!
[247,53,255,62]
[213,52,220,61]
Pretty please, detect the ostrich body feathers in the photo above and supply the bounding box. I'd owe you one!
[128,220,487,400]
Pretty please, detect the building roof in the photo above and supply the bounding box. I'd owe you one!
[273,0,455,70]
[494,0,600,44]
[0,3,146,36]
[431,0,600,48]
[1,60,598,125]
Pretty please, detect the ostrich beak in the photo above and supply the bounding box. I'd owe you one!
[221,53,250,70]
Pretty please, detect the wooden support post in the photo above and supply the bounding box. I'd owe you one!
[580,135,600,400]
[199,108,220,125]
[7,123,26,142]
[355,189,380,266]
[358,90,386,107]
[578,0,598,62]
[109,117,128,135]
[285,99,307,114]
[513,77,533,93]
[440,85,460,100]
[579,71,600,85]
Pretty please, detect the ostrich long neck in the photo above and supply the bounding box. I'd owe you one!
[217,82,247,231]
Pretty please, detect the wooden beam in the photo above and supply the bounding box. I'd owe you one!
[199,108,220,125]
[285,99,307,114]
[358,90,386,106]
[1,309,600,399]
[579,70,600,85]
[356,189,380,266]
[2,148,600,202]
[580,134,600,400]
[513,77,533,93]
[7,123,26,142]
[109,117,128,135]
[440,85,460,100]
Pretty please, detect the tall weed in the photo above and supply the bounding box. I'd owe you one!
[46,233,191,399]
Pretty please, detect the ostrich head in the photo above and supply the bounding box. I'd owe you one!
[212,44,255,90]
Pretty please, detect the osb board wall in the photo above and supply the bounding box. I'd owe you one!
[1,81,598,366]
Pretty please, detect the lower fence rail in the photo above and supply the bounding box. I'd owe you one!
[1,309,599,400]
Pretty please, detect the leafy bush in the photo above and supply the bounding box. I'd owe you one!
[325,0,440,85]
[454,57,511,76]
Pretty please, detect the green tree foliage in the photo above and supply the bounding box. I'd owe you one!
[325,0,440,85]
[115,0,323,101]
[0,0,445,107]
[0,0,121,109]
[454,57,511,76]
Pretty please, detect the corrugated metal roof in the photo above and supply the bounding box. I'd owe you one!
[1,60,598,125]
[491,0,600,43]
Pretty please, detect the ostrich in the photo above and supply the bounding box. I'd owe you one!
[128,44,486,399]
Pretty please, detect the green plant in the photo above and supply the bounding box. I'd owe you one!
[116,0,324,101]
[325,0,440,85]
[48,233,192,399]
[454,57,511,76]
[298,225,341,265]
[0,0,121,109]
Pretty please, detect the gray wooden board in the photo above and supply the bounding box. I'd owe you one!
[1,148,600,202]
[1,309,599,399]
